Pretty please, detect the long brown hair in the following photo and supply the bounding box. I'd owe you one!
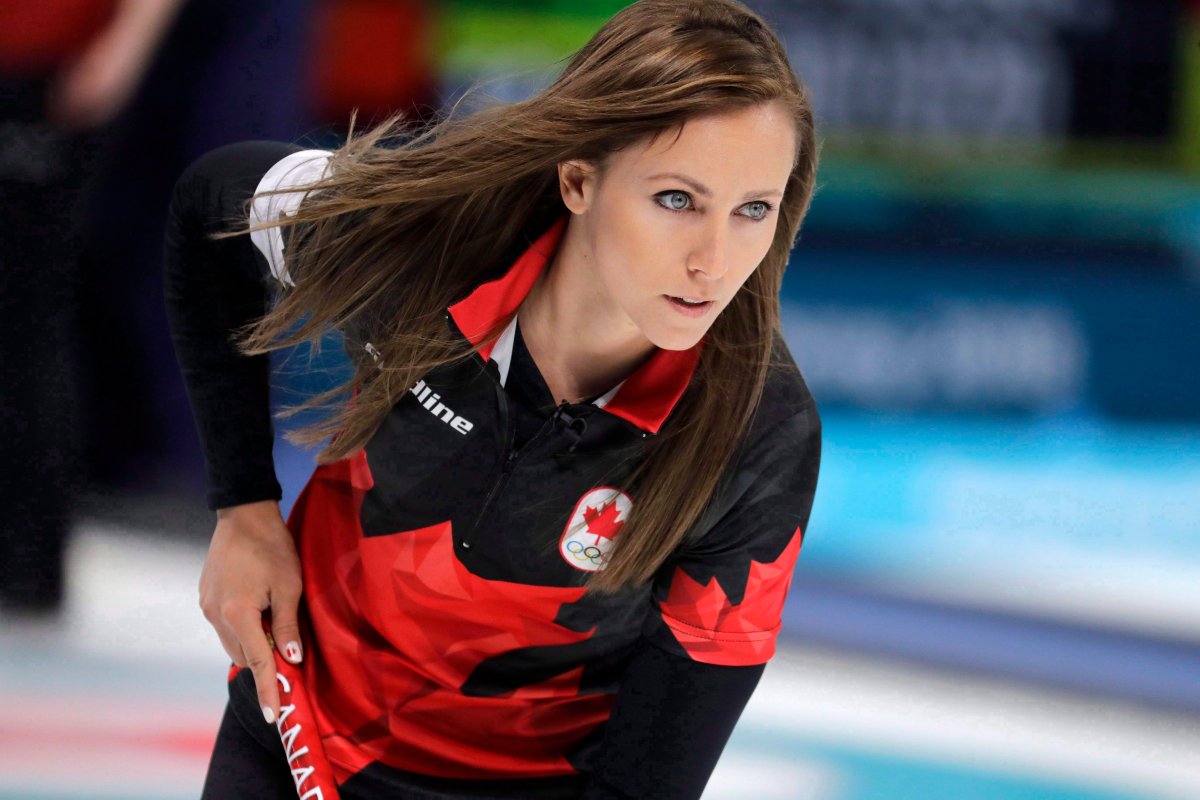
[229,0,819,594]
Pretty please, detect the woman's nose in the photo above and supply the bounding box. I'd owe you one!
[686,222,729,280]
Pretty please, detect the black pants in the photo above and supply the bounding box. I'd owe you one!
[201,702,495,799]
[201,668,586,800]
[200,697,298,800]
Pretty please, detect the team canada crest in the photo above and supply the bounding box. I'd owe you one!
[559,487,631,572]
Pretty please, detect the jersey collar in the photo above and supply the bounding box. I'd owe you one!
[446,214,703,435]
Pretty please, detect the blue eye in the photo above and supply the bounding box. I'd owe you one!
[656,190,775,222]
[656,190,692,212]
[742,201,772,221]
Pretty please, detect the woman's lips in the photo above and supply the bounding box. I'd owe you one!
[664,294,714,317]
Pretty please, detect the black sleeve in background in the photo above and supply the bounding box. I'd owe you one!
[163,140,303,511]
[581,639,766,800]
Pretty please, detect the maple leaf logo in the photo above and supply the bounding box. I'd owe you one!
[582,501,624,545]
[560,488,632,572]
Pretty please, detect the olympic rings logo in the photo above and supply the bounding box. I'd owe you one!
[560,486,631,572]
[565,539,609,566]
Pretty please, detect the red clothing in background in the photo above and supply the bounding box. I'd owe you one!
[0,0,118,74]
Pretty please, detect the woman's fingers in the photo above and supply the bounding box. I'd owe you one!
[199,500,303,723]
[199,582,248,668]
[270,600,304,665]
[230,607,282,725]
[213,625,247,668]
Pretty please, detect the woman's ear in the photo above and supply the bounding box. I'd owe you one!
[557,159,597,214]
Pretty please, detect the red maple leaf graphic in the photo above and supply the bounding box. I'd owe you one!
[582,501,624,544]
[658,526,804,666]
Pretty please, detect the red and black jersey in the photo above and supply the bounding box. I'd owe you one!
[166,141,822,799]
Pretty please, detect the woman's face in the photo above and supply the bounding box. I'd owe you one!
[560,100,797,351]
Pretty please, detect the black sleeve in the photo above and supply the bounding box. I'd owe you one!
[581,639,765,799]
[582,401,821,798]
[163,140,304,511]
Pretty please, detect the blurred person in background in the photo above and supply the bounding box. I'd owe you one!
[75,0,313,498]
[0,0,184,615]
[0,0,319,618]
[69,0,429,504]
[0,0,317,613]
[166,1,821,797]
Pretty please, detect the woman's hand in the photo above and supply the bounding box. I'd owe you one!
[199,499,304,725]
